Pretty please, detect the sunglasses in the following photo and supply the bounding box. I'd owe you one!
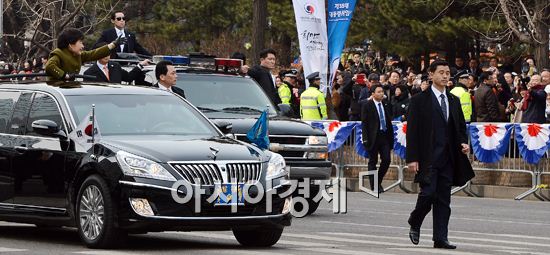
[115,17,125,21]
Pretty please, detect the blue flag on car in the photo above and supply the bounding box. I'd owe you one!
[247,110,270,150]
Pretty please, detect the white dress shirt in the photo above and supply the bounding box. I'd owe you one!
[158,83,173,92]
[115,28,126,52]
[431,85,449,120]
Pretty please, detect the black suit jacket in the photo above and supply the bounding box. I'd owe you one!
[406,87,474,186]
[248,65,281,105]
[361,99,394,151]
[154,83,186,99]
[83,62,150,86]
[96,28,151,58]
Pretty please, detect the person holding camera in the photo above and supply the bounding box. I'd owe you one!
[521,74,547,124]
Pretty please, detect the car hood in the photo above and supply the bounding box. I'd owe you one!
[101,135,266,163]
[205,113,325,136]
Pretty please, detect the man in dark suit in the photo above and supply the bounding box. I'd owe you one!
[247,48,281,105]
[96,11,151,59]
[406,60,474,250]
[154,60,185,98]
[84,42,152,85]
[361,84,394,193]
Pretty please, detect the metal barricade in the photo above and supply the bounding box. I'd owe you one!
[328,124,411,198]
[321,121,549,201]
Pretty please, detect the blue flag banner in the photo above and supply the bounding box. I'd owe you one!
[470,123,513,163]
[515,123,550,164]
[246,110,270,150]
[354,126,369,158]
[393,122,407,159]
[328,0,356,89]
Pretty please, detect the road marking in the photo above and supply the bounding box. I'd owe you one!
[496,250,550,255]
[389,247,490,255]
[292,247,396,255]
[318,209,550,226]
[0,247,27,252]
[172,231,339,247]
[73,251,146,255]
[321,220,550,240]
[321,232,529,250]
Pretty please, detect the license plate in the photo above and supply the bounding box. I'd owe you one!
[214,184,245,206]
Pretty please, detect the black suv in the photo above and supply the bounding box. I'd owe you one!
[143,62,332,215]
[0,80,291,248]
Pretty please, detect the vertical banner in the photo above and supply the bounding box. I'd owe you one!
[327,0,356,90]
[293,0,329,93]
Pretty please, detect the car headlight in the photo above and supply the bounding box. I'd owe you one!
[306,136,328,159]
[307,136,328,145]
[116,151,176,181]
[266,152,288,180]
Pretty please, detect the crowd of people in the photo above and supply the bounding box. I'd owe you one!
[267,51,550,124]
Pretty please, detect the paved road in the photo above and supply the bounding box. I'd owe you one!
[0,192,549,254]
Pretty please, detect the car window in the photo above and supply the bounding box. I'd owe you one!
[65,94,219,136]
[26,93,65,136]
[175,75,278,115]
[0,91,20,133]
[8,92,33,135]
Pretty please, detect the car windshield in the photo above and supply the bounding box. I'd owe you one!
[175,74,278,116]
[65,94,219,136]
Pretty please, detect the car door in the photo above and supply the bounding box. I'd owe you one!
[11,92,68,210]
[0,90,21,207]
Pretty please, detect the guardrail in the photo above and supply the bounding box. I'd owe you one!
[310,121,549,201]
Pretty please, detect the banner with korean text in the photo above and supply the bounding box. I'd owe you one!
[293,0,329,93]
[327,0,356,90]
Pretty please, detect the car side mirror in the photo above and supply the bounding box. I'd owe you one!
[31,119,67,139]
[277,103,293,118]
[214,120,233,134]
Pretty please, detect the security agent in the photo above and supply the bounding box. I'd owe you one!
[84,42,152,85]
[96,10,152,58]
[154,60,186,99]
[300,72,328,120]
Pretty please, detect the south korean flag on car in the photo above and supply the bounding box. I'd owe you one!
[69,106,101,151]
[470,123,513,163]
[515,123,550,165]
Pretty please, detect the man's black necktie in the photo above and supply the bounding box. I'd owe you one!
[440,94,447,121]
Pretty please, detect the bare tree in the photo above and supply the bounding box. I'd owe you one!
[473,0,550,68]
[2,0,120,63]
[251,0,268,66]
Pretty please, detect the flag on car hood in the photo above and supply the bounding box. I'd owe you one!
[69,107,101,151]
[246,109,270,150]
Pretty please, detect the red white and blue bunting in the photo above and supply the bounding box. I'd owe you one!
[515,124,550,165]
[306,121,549,164]
[393,122,407,159]
[469,123,513,163]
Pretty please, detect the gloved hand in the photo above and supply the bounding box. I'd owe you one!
[112,35,127,47]
[64,72,76,81]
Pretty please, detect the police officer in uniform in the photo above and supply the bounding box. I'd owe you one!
[450,73,473,123]
[300,72,328,120]
[279,70,300,117]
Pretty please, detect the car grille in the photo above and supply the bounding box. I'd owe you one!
[226,163,262,183]
[171,163,223,185]
[236,135,307,158]
[170,162,262,185]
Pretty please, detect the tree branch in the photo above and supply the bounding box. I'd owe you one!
[58,0,88,31]
[497,0,531,43]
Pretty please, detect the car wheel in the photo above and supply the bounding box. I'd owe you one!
[76,174,126,248]
[232,227,284,247]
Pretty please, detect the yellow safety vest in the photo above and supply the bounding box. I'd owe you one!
[278,82,291,105]
[450,86,472,122]
[300,86,327,120]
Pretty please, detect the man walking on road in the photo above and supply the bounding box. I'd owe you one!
[406,60,474,250]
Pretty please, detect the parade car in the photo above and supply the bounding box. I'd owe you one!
[143,55,332,215]
[0,78,292,248]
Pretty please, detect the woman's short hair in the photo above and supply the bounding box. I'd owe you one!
[57,28,84,49]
